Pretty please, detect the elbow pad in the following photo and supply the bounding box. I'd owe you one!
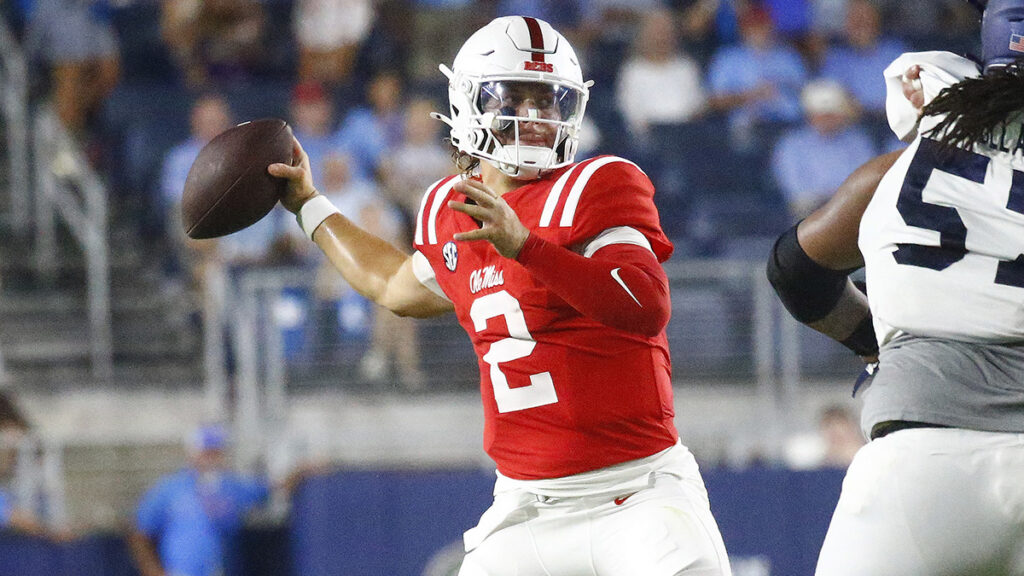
[765,224,850,324]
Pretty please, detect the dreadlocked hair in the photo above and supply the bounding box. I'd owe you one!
[923,60,1024,150]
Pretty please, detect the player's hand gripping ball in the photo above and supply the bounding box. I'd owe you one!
[181,118,294,239]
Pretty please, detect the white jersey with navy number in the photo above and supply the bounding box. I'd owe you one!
[817,52,1024,576]
[859,125,1024,346]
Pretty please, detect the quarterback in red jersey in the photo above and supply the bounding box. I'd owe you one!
[270,16,731,576]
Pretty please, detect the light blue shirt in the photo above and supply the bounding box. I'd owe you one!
[160,138,204,208]
[333,107,403,181]
[136,469,270,576]
[822,39,910,112]
[291,129,336,190]
[771,124,877,209]
[0,488,11,528]
[708,42,808,126]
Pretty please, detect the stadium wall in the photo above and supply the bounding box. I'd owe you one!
[0,467,844,576]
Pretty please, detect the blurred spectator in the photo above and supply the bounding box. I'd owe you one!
[288,82,338,188]
[407,0,479,82]
[707,4,808,151]
[808,0,849,38]
[293,0,374,86]
[784,405,865,469]
[576,0,656,83]
[762,0,812,38]
[379,97,452,221]
[818,405,865,467]
[579,0,664,29]
[0,392,71,541]
[334,71,406,182]
[160,0,267,87]
[217,210,290,268]
[25,0,121,136]
[679,0,740,62]
[130,424,313,576]
[159,94,233,290]
[302,153,425,389]
[820,0,908,116]
[615,9,707,146]
[875,0,968,47]
[770,79,875,218]
[0,391,28,433]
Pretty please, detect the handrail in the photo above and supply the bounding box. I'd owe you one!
[33,107,112,380]
[208,260,827,465]
[0,14,30,235]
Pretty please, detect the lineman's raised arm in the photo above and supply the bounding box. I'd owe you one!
[268,138,453,318]
[766,150,903,360]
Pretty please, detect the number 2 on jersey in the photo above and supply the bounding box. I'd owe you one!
[894,138,1024,288]
[470,291,558,413]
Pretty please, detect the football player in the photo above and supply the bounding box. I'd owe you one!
[767,1,1024,573]
[269,16,731,576]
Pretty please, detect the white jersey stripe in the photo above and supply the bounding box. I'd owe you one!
[538,165,579,227]
[560,157,638,227]
[414,177,446,246]
[582,226,653,258]
[411,250,449,300]
[427,178,458,245]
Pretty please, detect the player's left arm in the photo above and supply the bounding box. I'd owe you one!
[767,150,903,360]
[450,179,670,337]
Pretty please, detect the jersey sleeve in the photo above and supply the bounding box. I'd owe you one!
[883,51,980,141]
[561,157,674,262]
[412,175,459,249]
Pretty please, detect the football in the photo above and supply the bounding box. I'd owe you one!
[182,118,294,239]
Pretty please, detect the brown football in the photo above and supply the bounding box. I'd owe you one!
[181,118,294,239]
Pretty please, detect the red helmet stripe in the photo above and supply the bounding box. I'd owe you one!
[522,16,546,63]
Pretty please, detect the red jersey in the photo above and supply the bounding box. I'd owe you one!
[412,156,678,480]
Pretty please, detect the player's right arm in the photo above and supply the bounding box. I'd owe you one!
[268,138,453,319]
[767,150,903,360]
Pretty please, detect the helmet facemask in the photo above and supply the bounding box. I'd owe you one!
[474,79,587,178]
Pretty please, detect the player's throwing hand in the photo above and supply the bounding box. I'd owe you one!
[449,178,530,259]
[268,137,318,214]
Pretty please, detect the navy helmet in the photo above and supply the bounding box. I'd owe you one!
[973,0,1024,71]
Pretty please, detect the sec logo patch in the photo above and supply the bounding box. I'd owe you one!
[442,241,458,272]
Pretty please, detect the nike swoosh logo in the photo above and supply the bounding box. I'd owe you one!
[610,268,642,307]
[614,492,636,505]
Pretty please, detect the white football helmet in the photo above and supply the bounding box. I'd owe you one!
[434,16,591,179]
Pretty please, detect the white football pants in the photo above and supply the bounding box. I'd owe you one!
[817,427,1024,576]
[458,460,731,576]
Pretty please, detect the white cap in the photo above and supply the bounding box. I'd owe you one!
[801,79,853,116]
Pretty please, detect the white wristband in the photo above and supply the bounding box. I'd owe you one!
[297,195,340,240]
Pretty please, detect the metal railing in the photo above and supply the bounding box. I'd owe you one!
[33,108,112,380]
[205,259,862,464]
[0,14,30,235]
